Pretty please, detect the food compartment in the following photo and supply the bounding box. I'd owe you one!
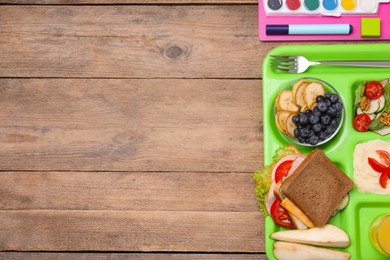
[352,199,390,260]
[273,77,345,147]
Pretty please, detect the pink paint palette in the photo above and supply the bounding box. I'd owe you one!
[259,0,390,41]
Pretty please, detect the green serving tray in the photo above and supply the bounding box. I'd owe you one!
[262,44,390,260]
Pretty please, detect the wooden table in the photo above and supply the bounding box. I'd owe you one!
[0,1,353,259]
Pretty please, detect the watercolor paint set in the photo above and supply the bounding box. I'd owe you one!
[264,0,390,16]
[258,0,390,41]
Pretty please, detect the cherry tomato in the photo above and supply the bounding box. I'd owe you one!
[368,157,387,173]
[377,150,390,167]
[353,114,371,132]
[365,81,384,99]
[270,199,295,229]
[274,160,293,183]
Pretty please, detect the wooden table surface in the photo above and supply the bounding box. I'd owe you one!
[0,1,358,259]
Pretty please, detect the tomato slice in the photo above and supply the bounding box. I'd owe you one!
[365,81,384,99]
[270,199,295,229]
[377,150,390,167]
[368,157,387,173]
[274,160,293,183]
[379,170,389,189]
[353,114,371,132]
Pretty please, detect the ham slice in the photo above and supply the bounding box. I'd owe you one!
[265,154,307,214]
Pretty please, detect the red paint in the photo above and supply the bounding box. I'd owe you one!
[286,0,301,10]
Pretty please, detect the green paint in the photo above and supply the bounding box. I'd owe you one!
[304,0,320,10]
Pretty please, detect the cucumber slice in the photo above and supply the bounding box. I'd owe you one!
[364,99,380,114]
[356,107,376,120]
[377,95,386,112]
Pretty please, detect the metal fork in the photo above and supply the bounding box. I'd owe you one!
[270,55,390,73]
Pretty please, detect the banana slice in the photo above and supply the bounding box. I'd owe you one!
[286,113,297,138]
[292,80,309,108]
[275,111,291,134]
[303,82,325,109]
[276,90,300,113]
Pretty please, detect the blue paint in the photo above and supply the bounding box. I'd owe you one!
[323,0,338,10]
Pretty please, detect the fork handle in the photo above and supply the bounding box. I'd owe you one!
[318,60,390,67]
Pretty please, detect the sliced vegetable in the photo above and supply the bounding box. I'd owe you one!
[377,150,390,167]
[275,160,294,183]
[379,170,388,189]
[365,81,384,99]
[270,199,295,229]
[368,157,387,173]
[353,114,371,132]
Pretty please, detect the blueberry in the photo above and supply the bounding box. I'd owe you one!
[292,115,300,125]
[327,106,338,117]
[294,127,300,138]
[324,98,331,107]
[312,123,322,133]
[317,101,328,113]
[298,135,306,143]
[308,134,319,145]
[300,127,310,138]
[334,102,343,112]
[329,94,339,104]
[312,107,321,116]
[325,92,332,99]
[308,113,320,125]
[321,114,331,125]
[299,113,308,125]
[316,95,325,103]
[319,131,327,141]
[330,119,338,128]
[326,125,337,135]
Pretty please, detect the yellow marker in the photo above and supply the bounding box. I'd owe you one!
[341,0,356,10]
[370,214,390,257]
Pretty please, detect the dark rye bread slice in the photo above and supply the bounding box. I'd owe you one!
[281,149,354,227]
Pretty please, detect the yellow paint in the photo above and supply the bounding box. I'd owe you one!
[341,0,356,10]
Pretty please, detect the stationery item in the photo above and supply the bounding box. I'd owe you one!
[266,24,352,35]
[269,55,390,73]
[258,0,390,41]
[361,18,381,37]
[264,0,390,16]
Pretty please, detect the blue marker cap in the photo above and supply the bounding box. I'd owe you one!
[266,24,289,35]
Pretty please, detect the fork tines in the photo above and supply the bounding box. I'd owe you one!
[270,55,297,72]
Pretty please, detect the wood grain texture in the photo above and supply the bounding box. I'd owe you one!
[0,78,263,172]
[0,210,264,252]
[2,0,258,3]
[0,252,267,260]
[0,171,259,212]
[0,5,264,79]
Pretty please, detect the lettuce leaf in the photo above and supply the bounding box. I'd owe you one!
[252,144,300,217]
[252,166,272,217]
[354,82,366,108]
[383,80,390,111]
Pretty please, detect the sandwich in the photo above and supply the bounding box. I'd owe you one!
[253,146,354,229]
[275,149,354,228]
